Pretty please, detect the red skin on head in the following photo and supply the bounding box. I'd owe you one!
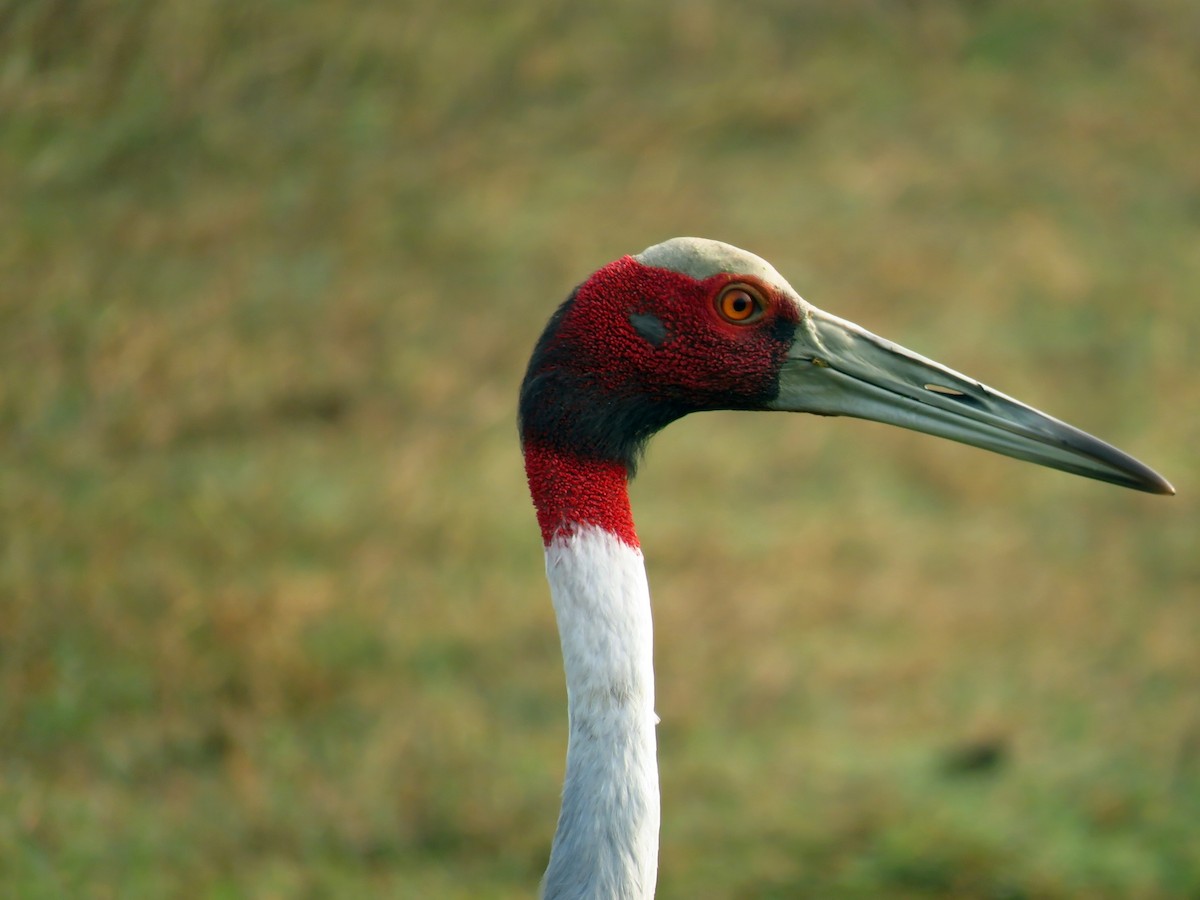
[545,256,797,407]
[522,257,800,548]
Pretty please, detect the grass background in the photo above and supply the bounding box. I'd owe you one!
[2,1,1198,896]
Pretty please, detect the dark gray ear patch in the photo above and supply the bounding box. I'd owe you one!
[629,312,668,347]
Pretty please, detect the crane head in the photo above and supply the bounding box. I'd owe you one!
[519,237,1173,494]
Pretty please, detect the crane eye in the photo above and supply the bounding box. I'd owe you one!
[716,285,765,324]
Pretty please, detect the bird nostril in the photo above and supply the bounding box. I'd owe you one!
[924,383,967,397]
[924,382,987,409]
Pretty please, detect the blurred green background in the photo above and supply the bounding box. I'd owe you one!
[2,1,1197,897]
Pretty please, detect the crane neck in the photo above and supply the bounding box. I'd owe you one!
[524,441,659,899]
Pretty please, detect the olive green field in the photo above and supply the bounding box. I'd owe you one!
[2,2,1198,897]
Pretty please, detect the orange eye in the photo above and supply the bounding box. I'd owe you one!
[716,285,764,324]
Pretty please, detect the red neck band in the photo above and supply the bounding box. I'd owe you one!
[523,441,638,548]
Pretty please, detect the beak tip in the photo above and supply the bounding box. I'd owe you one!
[1134,470,1175,496]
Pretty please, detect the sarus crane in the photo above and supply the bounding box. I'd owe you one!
[518,237,1173,899]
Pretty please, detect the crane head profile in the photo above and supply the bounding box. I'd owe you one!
[520,236,1174,496]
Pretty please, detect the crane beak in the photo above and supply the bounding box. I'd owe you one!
[771,306,1175,495]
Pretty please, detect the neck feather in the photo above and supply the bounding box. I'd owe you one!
[540,525,659,900]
